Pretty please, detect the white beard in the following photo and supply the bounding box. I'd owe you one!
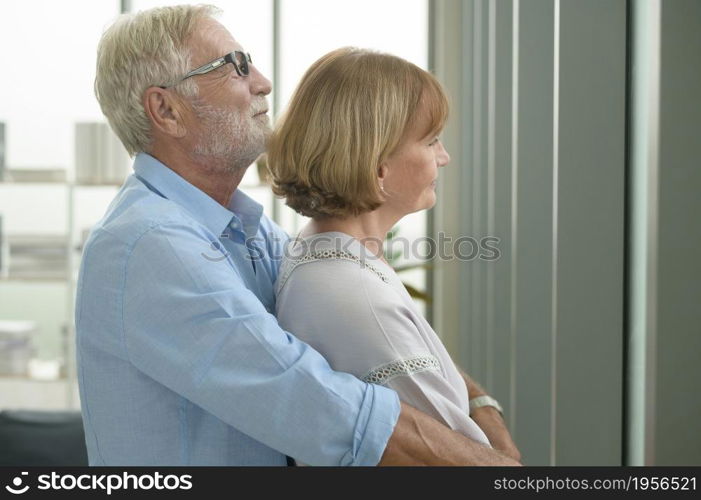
[192,101,271,173]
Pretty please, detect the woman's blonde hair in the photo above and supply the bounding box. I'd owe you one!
[95,4,220,156]
[267,47,448,219]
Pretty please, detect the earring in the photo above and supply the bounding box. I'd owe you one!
[379,182,388,196]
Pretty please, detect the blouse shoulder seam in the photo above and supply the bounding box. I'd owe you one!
[276,249,389,294]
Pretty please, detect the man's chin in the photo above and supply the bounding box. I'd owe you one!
[260,122,273,140]
[236,143,267,172]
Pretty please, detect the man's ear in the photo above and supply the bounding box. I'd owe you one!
[143,87,187,138]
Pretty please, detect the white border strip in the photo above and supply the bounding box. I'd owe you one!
[643,0,661,466]
[509,0,520,434]
[550,0,561,466]
[486,0,497,392]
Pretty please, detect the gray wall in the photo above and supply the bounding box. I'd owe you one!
[431,0,626,465]
[655,0,701,466]
[432,0,701,466]
[628,0,701,466]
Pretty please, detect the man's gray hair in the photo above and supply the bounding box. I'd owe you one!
[95,4,221,156]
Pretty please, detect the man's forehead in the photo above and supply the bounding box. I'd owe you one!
[189,17,242,61]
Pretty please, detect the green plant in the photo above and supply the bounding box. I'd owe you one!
[385,226,433,304]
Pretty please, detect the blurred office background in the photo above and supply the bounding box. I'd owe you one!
[0,0,698,465]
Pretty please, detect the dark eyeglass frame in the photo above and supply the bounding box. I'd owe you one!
[159,51,252,89]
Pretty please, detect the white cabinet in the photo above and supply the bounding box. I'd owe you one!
[0,154,122,410]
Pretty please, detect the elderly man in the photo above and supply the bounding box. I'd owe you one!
[76,4,520,466]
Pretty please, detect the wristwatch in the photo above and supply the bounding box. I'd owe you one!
[469,395,504,416]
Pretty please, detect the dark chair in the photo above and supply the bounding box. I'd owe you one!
[0,410,88,465]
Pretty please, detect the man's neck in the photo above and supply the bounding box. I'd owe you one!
[148,143,246,207]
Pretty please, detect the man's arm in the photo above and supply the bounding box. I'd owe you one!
[379,402,521,466]
[121,222,516,466]
[459,369,522,462]
[121,222,399,466]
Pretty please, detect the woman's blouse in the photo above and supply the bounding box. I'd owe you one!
[275,232,490,446]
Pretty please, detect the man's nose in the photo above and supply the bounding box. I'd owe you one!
[250,65,272,96]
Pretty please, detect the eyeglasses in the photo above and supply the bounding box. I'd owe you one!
[160,51,252,89]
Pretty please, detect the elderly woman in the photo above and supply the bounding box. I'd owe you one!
[268,47,518,460]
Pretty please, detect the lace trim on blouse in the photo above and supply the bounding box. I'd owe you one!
[277,248,389,293]
[361,355,441,385]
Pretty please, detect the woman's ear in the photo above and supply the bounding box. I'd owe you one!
[143,87,187,139]
[377,162,389,182]
[377,162,389,196]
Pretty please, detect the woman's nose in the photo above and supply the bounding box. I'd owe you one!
[436,142,450,167]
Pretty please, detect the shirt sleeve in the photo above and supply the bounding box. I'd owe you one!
[121,222,400,466]
[275,257,490,446]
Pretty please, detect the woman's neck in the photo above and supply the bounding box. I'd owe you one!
[303,210,400,260]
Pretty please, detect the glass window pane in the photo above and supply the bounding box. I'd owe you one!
[0,0,119,171]
[279,0,429,309]
[279,0,428,106]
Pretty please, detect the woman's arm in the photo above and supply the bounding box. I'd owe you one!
[276,256,519,465]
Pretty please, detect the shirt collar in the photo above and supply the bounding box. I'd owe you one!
[133,153,263,239]
[228,186,265,241]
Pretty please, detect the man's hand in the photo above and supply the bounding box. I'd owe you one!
[470,406,521,462]
[458,368,522,462]
[379,402,521,466]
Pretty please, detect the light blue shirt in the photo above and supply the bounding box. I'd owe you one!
[75,153,400,466]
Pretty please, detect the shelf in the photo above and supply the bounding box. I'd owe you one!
[0,376,79,411]
[0,276,67,283]
[73,182,123,187]
[1,123,130,412]
[0,180,69,186]
[0,169,67,183]
[1,234,69,282]
[0,180,125,187]
[0,374,68,382]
